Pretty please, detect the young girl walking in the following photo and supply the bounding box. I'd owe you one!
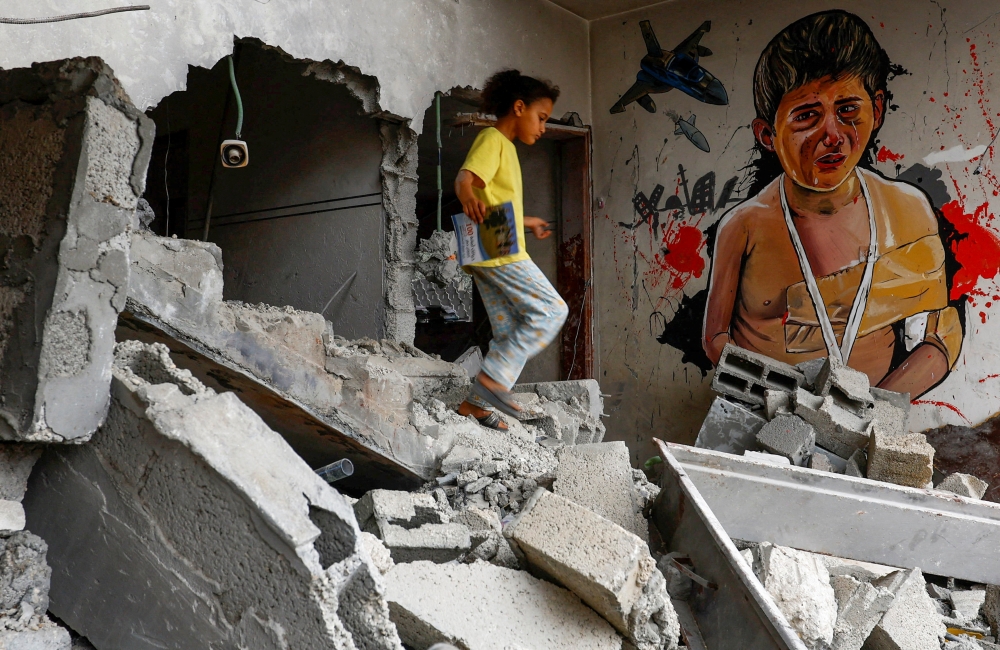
[455,70,569,429]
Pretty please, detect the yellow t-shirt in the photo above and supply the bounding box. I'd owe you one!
[459,127,530,267]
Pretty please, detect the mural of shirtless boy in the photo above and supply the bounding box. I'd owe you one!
[703,10,962,397]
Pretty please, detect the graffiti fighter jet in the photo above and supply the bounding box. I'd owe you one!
[610,20,728,114]
[674,114,710,152]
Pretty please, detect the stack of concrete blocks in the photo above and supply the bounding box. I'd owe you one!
[0,56,157,648]
[23,341,404,650]
[505,489,680,650]
[699,345,946,490]
[742,542,948,650]
[516,379,607,445]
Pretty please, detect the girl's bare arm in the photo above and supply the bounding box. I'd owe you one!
[455,170,487,223]
[703,214,747,364]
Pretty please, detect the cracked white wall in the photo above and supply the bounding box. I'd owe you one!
[589,0,1000,462]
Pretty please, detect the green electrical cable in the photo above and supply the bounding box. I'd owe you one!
[228,55,244,138]
[435,91,442,232]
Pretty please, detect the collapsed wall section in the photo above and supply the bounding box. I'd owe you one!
[23,341,401,650]
[0,58,152,443]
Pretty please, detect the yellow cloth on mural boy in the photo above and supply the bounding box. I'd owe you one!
[459,127,530,267]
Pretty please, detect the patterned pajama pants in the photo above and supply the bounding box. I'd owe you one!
[467,259,568,407]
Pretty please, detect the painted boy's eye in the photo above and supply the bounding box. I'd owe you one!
[838,104,860,115]
[792,110,818,122]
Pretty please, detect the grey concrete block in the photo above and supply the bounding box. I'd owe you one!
[765,389,792,420]
[867,428,935,489]
[796,357,827,390]
[936,473,989,499]
[24,341,402,650]
[845,449,867,478]
[756,415,815,466]
[385,561,624,650]
[379,523,471,564]
[814,446,849,473]
[865,568,946,650]
[809,453,835,473]
[872,398,908,439]
[354,490,447,534]
[829,575,894,650]
[0,60,150,443]
[505,489,679,650]
[711,344,806,406]
[815,357,875,413]
[950,589,986,623]
[870,387,911,413]
[694,396,767,455]
[554,442,647,541]
[751,543,837,649]
[794,388,872,458]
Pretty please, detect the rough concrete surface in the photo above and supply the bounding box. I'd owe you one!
[553,442,647,540]
[694,396,767,455]
[794,388,872,458]
[756,415,815,466]
[815,357,875,412]
[864,568,945,650]
[936,472,989,499]
[867,429,935,489]
[752,543,837,650]
[385,561,624,650]
[505,489,679,650]
[829,575,894,650]
[23,341,402,650]
[0,58,152,443]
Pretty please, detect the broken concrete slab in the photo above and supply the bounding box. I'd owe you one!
[814,447,849,473]
[936,473,989,500]
[809,453,836,473]
[553,442,647,540]
[515,379,604,420]
[750,543,837,650]
[744,450,792,466]
[24,341,403,650]
[795,358,826,391]
[950,589,987,623]
[378,523,471,564]
[984,585,1000,636]
[0,58,152,443]
[505,489,679,650]
[385,561,624,650]
[845,449,867,478]
[828,574,894,650]
[0,621,72,649]
[695,396,767,456]
[870,387,911,413]
[867,428,935,489]
[712,344,806,406]
[353,489,469,563]
[814,357,874,413]
[666,443,1000,584]
[766,389,792,420]
[865,568,946,650]
[756,416,815,466]
[794,388,872,458]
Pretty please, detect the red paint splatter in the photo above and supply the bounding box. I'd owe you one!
[979,374,1000,383]
[911,400,971,423]
[655,225,706,290]
[876,146,904,163]
[940,200,1000,300]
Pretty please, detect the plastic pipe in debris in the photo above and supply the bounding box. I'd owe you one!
[316,459,354,483]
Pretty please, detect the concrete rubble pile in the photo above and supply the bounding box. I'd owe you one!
[700,343,990,496]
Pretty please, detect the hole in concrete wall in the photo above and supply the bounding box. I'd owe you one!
[144,40,387,340]
[308,505,356,569]
[412,90,588,382]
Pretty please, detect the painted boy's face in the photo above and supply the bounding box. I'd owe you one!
[754,75,885,191]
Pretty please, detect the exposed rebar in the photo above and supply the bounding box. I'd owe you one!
[0,5,149,24]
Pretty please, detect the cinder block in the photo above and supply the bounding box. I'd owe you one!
[354,490,447,533]
[694,396,767,455]
[950,589,986,623]
[795,357,827,390]
[814,357,874,414]
[867,428,935,489]
[813,446,849,473]
[829,574,894,650]
[794,388,872,458]
[505,489,679,649]
[384,561,623,650]
[866,568,946,650]
[379,523,471,564]
[870,387,911,413]
[514,379,604,419]
[554,442,647,540]
[756,415,815,466]
[872,397,908,439]
[712,344,805,406]
[936,473,989,500]
[809,453,835,473]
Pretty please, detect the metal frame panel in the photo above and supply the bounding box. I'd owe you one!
[668,443,1000,583]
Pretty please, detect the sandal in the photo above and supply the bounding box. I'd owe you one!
[476,411,507,431]
[471,379,522,418]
